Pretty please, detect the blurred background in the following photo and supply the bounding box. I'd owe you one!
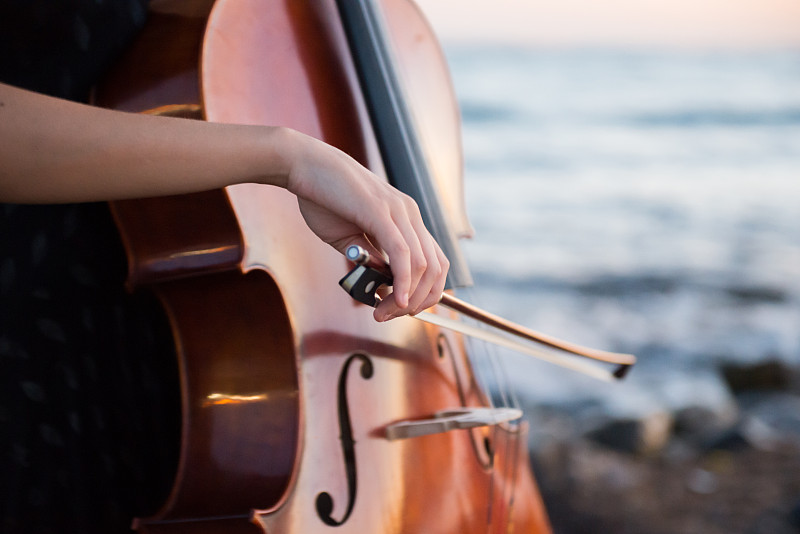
[414,1,800,532]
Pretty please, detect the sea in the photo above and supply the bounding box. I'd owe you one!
[440,46,800,421]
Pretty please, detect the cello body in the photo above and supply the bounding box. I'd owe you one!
[95,1,551,532]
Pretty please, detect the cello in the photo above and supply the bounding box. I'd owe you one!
[95,0,553,531]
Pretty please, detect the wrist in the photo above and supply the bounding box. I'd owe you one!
[247,125,301,190]
[278,128,332,199]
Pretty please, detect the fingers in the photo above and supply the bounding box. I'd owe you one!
[284,133,449,320]
[338,192,449,322]
[383,196,427,310]
[373,196,450,321]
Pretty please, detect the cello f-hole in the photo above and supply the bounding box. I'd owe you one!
[315,353,374,527]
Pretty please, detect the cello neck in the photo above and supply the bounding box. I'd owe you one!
[334,0,472,289]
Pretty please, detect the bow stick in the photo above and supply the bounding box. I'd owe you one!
[340,245,636,381]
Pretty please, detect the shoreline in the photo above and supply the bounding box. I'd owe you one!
[523,360,800,533]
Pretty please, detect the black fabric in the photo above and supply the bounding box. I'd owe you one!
[0,2,181,533]
[0,0,149,101]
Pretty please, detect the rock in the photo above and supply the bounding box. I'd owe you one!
[738,392,800,443]
[721,360,794,394]
[585,411,673,455]
[686,467,719,494]
[703,425,753,452]
[673,404,738,446]
[701,413,784,452]
[744,504,800,534]
[790,498,800,529]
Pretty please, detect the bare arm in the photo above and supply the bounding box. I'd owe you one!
[0,82,448,320]
[0,82,295,202]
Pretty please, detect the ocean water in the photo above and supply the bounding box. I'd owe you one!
[442,47,800,417]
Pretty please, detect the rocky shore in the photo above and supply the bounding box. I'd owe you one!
[523,360,800,533]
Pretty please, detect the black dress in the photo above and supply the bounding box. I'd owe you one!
[0,2,181,533]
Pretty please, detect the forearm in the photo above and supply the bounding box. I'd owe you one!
[0,82,450,319]
[0,82,293,203]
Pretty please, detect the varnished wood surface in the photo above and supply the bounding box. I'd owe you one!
[95,0,552,532]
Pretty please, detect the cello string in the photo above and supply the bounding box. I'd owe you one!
[346,1,522,412]
[456,286,521,413]
[458,286,525,534]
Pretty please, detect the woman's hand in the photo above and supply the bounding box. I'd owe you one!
[284,131,449,322]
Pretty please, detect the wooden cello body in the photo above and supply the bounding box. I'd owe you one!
[95,1,551,532]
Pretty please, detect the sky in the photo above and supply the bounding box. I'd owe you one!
[414,0,800,49]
